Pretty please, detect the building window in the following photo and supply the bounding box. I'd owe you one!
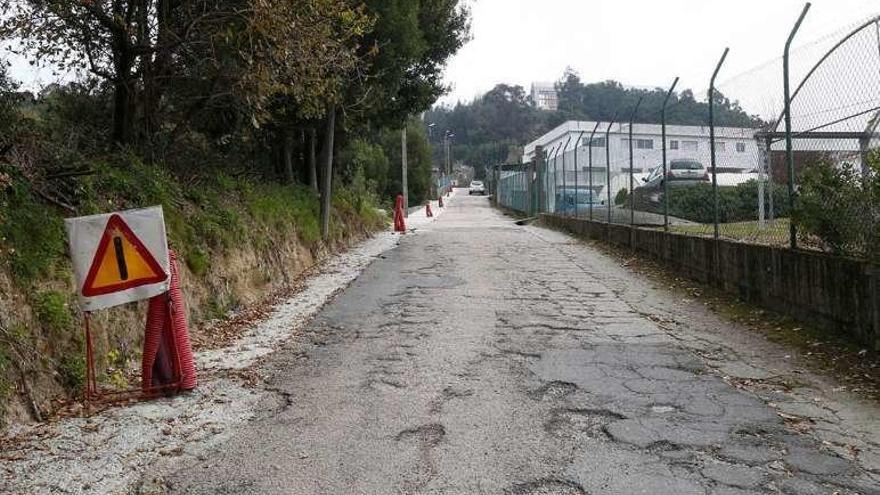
[621,138,654,149]
[736,142,746,153]
[714,141,726,153]
[587,137,606,148]
[681,140,698,151]
[669,140,679,150]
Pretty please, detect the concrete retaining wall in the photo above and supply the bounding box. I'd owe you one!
[541,214,879,350]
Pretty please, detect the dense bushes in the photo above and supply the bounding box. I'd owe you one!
[337,119,434,208]
[794,156,878,257]
[633,180,791,224]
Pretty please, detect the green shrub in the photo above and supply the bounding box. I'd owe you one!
[633,180,791,224]
[192,207,243,250]
[0,168,66,285]
[87,157,181,211]
[58,354,85,391]
[34,291,73,333]
[247,184,321,245]
[794,158,878,257]
[615,188,628,206]
[185,247,210,277]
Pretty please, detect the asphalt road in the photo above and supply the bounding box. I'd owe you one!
[163,194,880,494]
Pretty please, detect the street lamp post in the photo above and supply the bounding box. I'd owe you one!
[444,131,455,177]
[426,122,437,196]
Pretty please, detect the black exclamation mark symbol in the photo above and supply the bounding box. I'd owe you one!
[113,236,129,281]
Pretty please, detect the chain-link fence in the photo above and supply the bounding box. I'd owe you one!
[496,164,531,214]
[497,7,880,260]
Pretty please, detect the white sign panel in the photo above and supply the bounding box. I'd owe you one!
[66,206,170,312]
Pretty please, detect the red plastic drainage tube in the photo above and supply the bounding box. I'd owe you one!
[142,249,197,393]
[142,290,169,392]
[393,194,406,232]
[168,250,196,389]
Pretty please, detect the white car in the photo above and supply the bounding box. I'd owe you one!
[469,181,486,195]
[642,159,710,189]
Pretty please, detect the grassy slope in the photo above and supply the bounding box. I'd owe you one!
[0,160,385,425]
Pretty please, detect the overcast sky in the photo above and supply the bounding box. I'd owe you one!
[5,0,879,113]
[438,0,880,106]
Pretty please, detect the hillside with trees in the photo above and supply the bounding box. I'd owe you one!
[0,0,469,425]
[425,69,762,178]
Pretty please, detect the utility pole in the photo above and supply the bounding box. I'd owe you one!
[444,131,455,179]
[401,127,408,217]
[320,105,336,240]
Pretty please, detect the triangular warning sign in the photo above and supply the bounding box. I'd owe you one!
[81,214,168,297]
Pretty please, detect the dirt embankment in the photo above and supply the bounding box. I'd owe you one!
[0,170,385,428]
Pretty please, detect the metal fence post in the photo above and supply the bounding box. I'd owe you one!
[784,3,811,249]
[534,144,546,213]
[560,136,572,216]
[605,113,619,225]
[766,136,775,223]
[661,77,679,231]
[587,122,601,222]
[573,131,585,218]
[629,96,644,228]
[551,144,562,214]
[757,136,766,229]
[557,135,571,212]
[709,47,730,240]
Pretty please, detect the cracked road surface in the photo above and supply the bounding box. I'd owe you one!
[162,194,880,494]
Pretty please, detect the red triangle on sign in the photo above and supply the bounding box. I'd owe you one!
[81,214,168,297]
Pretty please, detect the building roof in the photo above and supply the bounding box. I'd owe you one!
[522,120,763,162]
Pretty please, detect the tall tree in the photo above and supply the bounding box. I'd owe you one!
[0,0,371,148]
[345,0,470,128]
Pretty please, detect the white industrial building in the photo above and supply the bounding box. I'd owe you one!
[523,120,761,170]
[522,121,763,203]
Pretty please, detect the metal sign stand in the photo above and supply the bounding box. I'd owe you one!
[80,298,184,412]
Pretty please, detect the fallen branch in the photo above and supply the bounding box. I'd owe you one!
[46,169,95,180]
[34,187,76,212]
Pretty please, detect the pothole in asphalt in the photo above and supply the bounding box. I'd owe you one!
[365,377,407,393]
[544,408,625,440]
[529,381,578,400]
[430,386,475,413]
[646,440,684,453]
[506,478,587,495]
[499,348,542,359]
[395,423,446,447]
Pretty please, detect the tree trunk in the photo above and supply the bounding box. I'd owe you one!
[283,128,295,185]
[137,0,155,160]
[111,31,136,146]
[112,77,135,146]
[309,128,319,194]
[320,106,336,240]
